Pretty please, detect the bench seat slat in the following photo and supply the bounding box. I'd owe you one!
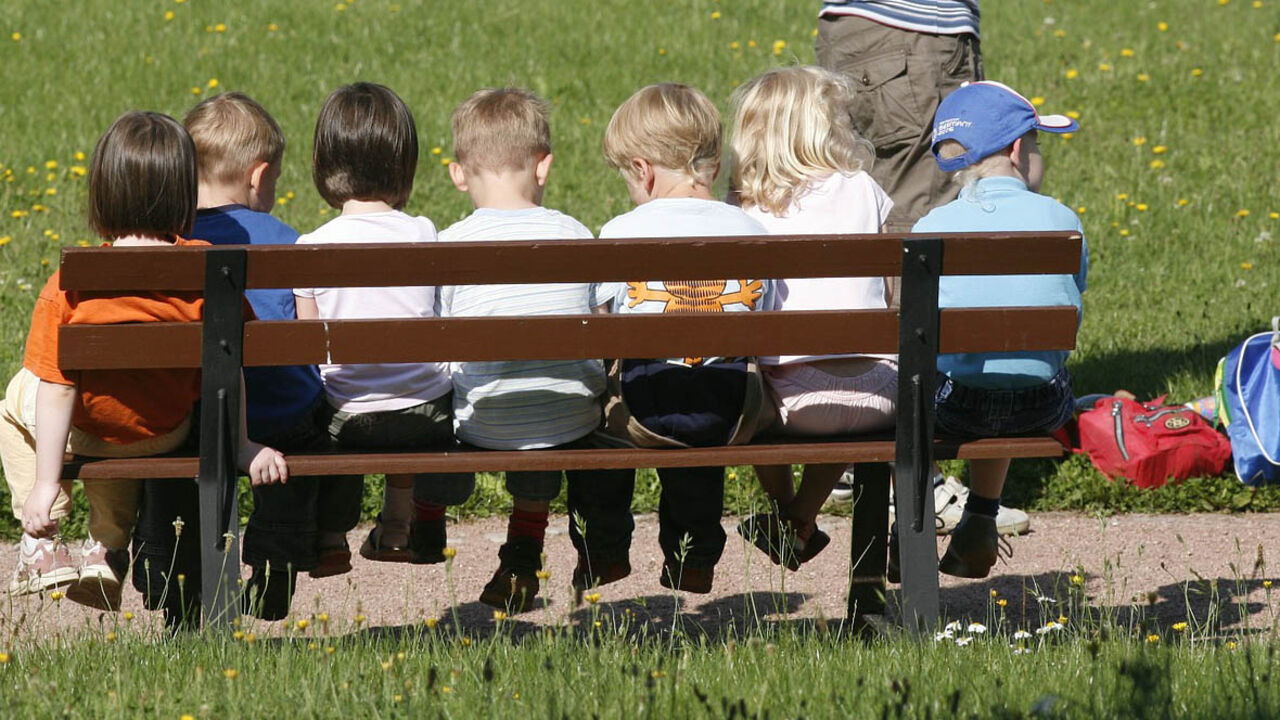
[63,435,1065,479]
[57,306,1077,370]
[57,232,1083,292]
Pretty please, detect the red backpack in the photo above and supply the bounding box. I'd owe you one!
[1072,396,1232,489]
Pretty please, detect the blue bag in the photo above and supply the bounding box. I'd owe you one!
[1216,317,1280,485]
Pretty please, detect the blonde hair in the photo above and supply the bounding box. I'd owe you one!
[937,138,1015,188]
[729,66,874,216]
[184,92,285,186]
[452,87,552,173]
[603,83,721,186]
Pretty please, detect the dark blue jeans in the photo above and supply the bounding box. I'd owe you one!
[933,368,1074,438]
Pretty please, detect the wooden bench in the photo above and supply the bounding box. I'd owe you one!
[57,231,1081,632]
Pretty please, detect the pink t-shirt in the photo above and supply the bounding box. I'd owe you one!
[744,171,894,365]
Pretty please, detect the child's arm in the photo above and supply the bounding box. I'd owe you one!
[294,294,319,320]
[236,376,288,486]
[22,380,76,537]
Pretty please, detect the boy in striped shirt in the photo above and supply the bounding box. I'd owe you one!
[437,87,627,613]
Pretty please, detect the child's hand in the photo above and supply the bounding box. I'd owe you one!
[21,482,62,538]
[240,442,289,486]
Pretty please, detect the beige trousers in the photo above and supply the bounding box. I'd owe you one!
[0,368,191,549]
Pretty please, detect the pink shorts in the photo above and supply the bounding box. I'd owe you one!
[762,359,897,436]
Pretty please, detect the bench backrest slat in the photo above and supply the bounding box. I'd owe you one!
[57,232,1082,291]
[57,306,1077,370]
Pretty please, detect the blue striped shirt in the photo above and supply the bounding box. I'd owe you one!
[439,207,609,450]
[820,1,979,37]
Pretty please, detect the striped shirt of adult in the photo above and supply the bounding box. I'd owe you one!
[438,206,610,451]
[819,0,979,37]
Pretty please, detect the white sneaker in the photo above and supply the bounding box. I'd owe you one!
[65,539,123,611]
[8,535,78,595]
[829,468,856,503]
[890,476,1031,536]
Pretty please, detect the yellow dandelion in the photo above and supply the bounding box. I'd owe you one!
[997,598,1008,607]
[308,642,319,651]
[990,589,1000,598]
[1273,32,1280,42]
[325,646,336,655]
[1053,29,1066,38]
[461,637,472,646]
[431,146,442,155]
[748,39,757,48]
[181,716,194,720]
[276,197,288,206]
[0,236,12,246]
[1242,262,1255,270]
[244,632,257,643]
[535,570,550,580]
[1136,203,1149,212]
[442,686,453,693]
[44,160,57,170]
[1157,21,1169,31]
[1237,209,1251,218]
[381,660,393,671]
[335,3,347,10]
[657,47,666,55]
[393,694,403,703]
[267,23,279,32]
[1098,63,1112,72]
[295,619,309,631]
[45,188,56,196]
[441,157,452,166]
[73,151,85,161]
[1136,73,1150,82]
[1255,1,1264,8]
[772,40,786,56]
[0,652,9,663]
[165,10,175,20]
[208,78,219,89]
[191,86,203,96]
[1192,68,1204,77]
[584,592,601,604]
[223,668,238,679]
[1060,132,1074,140]
[1120,48,1135,57]
[1219,0,1230,5]
[1066,110,1081,119]
[730,41,740,50]
[442,546,457,558]
[71,165,86,177]
[1227,641,1239,649]
[1029,96,1045,106]
[1172,622,1188,632]
[493,610,508,622]
[49,591,64,601]
[1070,574,1085,586]
[710,10,721,19]
[214,23,226,32]
[1132,137,1147,146]
[1152,145,1168,154]
[11,32,20,42]
[232,630,245,640]
[1120,229,1131,237]
[1065,69,1079,80]
[1150,159,1166,169]
[1058,615,1069,625]
[1269,212,1279,220]
[1147,634,1160,643]
[1177,198,1189,207]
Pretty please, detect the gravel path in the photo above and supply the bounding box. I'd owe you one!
[4,511,1280,639]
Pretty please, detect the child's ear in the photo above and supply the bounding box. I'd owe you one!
[248,161,270,191]
[630,157,655,193]
[448,161,469,192]
[534,153,554,188]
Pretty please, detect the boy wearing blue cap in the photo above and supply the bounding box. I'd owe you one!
[910,80,1088,579]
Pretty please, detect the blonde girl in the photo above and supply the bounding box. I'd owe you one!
[729,65,896,569]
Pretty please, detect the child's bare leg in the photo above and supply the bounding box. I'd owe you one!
[784,463,845,531]
[378,473,415,544]
[967,458,1010,511]
[752,464,795,508]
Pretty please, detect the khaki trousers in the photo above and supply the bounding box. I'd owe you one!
[0,368,190,549]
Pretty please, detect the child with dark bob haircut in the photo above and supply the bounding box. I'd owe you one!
[0,111,288,616]
[294,83,470,566]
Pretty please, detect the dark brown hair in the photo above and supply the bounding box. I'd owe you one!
[313,82,418,209]
[87,111,197,240]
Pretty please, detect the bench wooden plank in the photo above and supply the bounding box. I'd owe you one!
[63,435,1065,479]
[57,232,1082,292]
[57,306,1077,370]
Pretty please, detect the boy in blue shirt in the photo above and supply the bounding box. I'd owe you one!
[911,81,1087,579]
[136,92,362,620]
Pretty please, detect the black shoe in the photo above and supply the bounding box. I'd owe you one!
[410,516,447,564]
[242,564,296,621]
[887,523,900,584]
[659,563,714,594]
[478,537,543,614]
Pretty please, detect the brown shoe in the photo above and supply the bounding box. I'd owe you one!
[659,563,714,594]
[737,513,830,571]
[310,541,352,579]
[478,538,542,614]
[358,522,411,563]
[938,512,1010,579]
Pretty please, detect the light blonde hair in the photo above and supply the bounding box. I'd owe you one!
[603,83,721,186]
[729,66,874,216]
[452,87,551,173]
[183,92,285,186]
[937,137,1018,188]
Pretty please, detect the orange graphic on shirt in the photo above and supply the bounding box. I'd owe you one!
[626,279,764,364]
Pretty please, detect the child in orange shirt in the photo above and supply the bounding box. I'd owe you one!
[0,111,287,612]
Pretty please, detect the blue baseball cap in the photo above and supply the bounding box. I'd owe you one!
[930,81,1078,172]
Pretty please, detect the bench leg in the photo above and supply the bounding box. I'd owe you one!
[847,462,889,626]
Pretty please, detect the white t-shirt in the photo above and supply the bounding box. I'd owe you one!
[439,207,610,450]
[294,210,452,413]
[598,198,774,316]
[744,171,894,365]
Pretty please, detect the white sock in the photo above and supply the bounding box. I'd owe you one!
[20,533,41,553]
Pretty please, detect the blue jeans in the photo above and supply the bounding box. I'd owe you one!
[934,368,1074,438]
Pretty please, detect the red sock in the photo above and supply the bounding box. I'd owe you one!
[507,507,549,544]
[413,501,447,523]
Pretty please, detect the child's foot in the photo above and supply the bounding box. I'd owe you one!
[478,537,542,614]
[736,513,830,571]
[65,539,125,611]
[9,535,78,596]
[359,518,411,563]
[409,517,447,564]
[242,564,296,621]
[571,555,631,592]
[938,512,1010,579]
[659,562,714,594]
[310,535,353,579]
